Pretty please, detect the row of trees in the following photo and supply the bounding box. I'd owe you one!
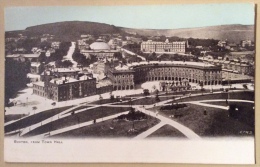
[72,48,98,67]
[5,59,31,105]
[37,42,71,64]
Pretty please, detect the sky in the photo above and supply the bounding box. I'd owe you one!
[5,3,255,31]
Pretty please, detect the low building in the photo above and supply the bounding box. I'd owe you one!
[51,42,61,49]
[30,62,43,74]
[77,39,88,50]
[218,40,227,47]
[241,40,253,47]
[92,60,111,75]
[96,79,113,94]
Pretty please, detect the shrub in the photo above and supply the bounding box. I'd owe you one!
[160,104,187,110]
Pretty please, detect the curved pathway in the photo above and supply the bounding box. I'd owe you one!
[63,42,77,67]
[5,90,254,139]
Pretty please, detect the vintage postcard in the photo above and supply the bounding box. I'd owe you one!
[4,3,255,164]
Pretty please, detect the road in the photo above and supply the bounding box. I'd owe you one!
[63,42,78,67]
[121,48,146,61]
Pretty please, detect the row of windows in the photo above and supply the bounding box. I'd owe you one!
[142,45,185,48]
[33,90,45,96]
[114,75,134,78]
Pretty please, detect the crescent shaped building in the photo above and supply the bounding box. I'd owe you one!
[108,61,222,91]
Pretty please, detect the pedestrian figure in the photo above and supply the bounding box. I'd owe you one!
[93,119,96,124]
[204,109,207,115]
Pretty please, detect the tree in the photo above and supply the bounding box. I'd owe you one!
[143,89,150,96]
[5,59,31,105]
[38,52,47,63]
[110,92,115,100]
[55,60,73,68]
[113,52,123,60]
[32,106,37,114]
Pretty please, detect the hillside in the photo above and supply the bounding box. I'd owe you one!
[6,21,125,41]
[5,21,254,43]
[121,24,254,43]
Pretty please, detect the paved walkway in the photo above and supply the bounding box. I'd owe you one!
[121,48,146,61]
[33,111,130,138]
[187,102,229,110]
[135,106,201,140]
[134,122,166,139]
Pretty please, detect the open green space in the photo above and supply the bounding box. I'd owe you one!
[52,116,160,138]
[5,105,74,133]
[167,91,254,104]
[203,101,254,127]
[24,106,131,137]
[5,114,28,123]
[147,124,186,138]
[150,103,254,137]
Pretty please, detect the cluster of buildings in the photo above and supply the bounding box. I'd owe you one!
[200,56,253,75]
[40,34,55,42]
[141,39,187,53]
[217,39,254,51]
[33,68,113,101]
[32,60,224,101]
[80,39,120,59]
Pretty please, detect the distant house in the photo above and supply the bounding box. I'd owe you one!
[51,42,61,49]
[30,62,43,74]
[77,39,89,50]
[241,40,253,47]
[218,40,227,47]
[195,46,203,49]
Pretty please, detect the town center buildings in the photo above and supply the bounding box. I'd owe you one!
[108,61,222,91]
[33,61,222,101]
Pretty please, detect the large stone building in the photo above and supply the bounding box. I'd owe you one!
[108,61,222,91]
[33,71,96,101]
[141,39,187,53]
[200,57,253,75]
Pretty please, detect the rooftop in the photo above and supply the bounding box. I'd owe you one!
[90,39,111,50]
[33,81,45,87]
[6,54,40,58]
[97,79,112,88]
[114,61,215,71]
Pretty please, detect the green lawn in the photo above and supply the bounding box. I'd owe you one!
[24,106,131,137]
[202,101,254,128]
[51,116,160,138]
[150,103,254,137]
[5,114,28,123]
[5,105,74,133]
[62,105,90,115]
[147,124,186,138]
